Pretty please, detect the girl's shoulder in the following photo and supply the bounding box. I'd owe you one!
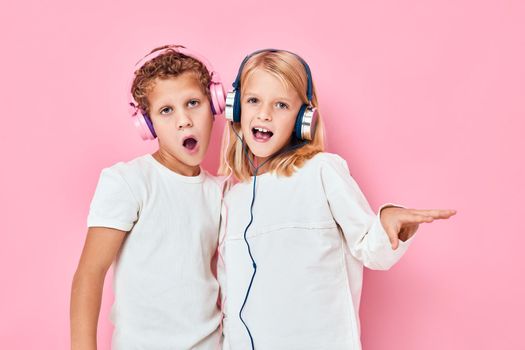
[222,176,248,201]
[308,151,346,164]
[223,153,351,200]
[302,152,349,172]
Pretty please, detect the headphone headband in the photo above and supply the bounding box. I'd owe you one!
[130,45,222,109]
[231,49,313,103]
[129,45,226,140]
[133,45,221,84]
[225,48,318,141]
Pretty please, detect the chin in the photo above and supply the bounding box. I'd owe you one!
[245,142,269,158]
[252,150,274,160]
[254,145,282,159]
[183,155,204,167]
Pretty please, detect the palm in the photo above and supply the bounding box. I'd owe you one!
[381,208,456,249]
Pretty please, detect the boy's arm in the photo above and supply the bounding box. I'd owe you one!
[70,227,126,350]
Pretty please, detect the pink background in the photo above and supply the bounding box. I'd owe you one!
[1,0,523,349]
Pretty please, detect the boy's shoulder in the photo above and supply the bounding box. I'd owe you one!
[103,156,222,190]
[101,154,152,179]
[201,171,229,195]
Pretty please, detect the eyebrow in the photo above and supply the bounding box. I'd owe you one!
[151,94,204,108]
[151,101,173,110]
[243,92,292,102]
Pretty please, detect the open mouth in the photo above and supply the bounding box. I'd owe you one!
[252,127,273,142]
[182,136,198,151]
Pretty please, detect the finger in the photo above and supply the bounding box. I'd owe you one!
[408,209,457,219]
[399,214,435,224]
[385,227,400,250]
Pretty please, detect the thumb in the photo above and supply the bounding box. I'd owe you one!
[385,227,399,250]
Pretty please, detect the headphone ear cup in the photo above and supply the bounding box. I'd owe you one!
[225,90,242,123]
[295,104,308,140]
[295,104,318,141]
[225,90,236,121]
[233,89,242,123]
[209,81,226,116]
[132,111,157,140]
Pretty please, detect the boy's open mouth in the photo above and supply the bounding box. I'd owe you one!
[252,127,273,142]
[182,137,198,151]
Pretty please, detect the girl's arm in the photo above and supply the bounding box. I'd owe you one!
[321,154,454,270]
[321,154,413,270]
[70,227,126,350]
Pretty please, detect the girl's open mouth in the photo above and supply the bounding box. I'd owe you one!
[182,137,198,152]
[252,127,273,142]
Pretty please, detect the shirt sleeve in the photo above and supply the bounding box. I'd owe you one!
[217,200,228,319]
[320,154,413,270]
[87,167,139,232]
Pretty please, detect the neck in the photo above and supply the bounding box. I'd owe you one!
[152,150,200,176]
[251,140,307,176]
[252,156,270,175]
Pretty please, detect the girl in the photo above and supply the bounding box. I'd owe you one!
[217,49,455,350]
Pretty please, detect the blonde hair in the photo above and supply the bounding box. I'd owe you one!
[219,50,325,182]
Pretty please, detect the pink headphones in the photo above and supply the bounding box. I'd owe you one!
[129,45,226,140]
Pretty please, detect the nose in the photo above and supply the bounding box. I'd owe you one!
[256,104,272,122]
[177,111,193,130]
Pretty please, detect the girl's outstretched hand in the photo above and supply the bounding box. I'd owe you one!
[380,207,457,250]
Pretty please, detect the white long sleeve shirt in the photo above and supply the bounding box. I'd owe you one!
[219,152,413,350]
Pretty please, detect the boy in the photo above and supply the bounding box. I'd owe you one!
[70,45,225,349]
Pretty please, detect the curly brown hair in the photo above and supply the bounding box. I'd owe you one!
[131,45,212,114]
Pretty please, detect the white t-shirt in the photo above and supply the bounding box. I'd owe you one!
[88,154,222,350]
[219,152,413,350]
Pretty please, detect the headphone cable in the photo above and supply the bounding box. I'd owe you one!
[229,123,306,350]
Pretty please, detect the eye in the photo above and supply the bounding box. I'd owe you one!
[160,106,173,115]
[187,99,200,108]
[276,102,289,110]
[246,97,259,104]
